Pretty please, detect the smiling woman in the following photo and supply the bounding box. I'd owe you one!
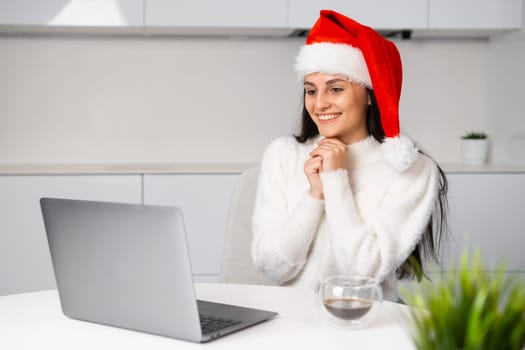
[303,73,369,145]
[250,9,448,302]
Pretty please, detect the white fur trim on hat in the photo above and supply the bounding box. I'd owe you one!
[381,135,420,172]
[294,42,372,87]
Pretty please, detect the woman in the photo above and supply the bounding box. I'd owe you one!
[251,10,447,301]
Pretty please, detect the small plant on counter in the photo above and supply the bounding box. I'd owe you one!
[461,131,488,139]
[401,250,525,350]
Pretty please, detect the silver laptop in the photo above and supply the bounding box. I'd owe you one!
[40,197,277,343]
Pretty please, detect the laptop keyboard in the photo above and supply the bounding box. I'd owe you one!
[199,314,242,334]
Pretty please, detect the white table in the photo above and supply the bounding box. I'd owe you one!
[0,283,416,349]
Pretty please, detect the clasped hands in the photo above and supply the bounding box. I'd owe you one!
[304,138,348,200]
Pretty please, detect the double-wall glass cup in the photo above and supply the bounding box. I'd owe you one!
[318,275,383,329]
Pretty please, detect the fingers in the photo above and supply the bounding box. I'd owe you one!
[317,137,347,147]
[304,156,324,200]
[309,143,347,158]
[309,137,348,171]
[304,155,323,174]
[310,138,346,154]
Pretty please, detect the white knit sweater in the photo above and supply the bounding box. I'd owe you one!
[251,135,439,301]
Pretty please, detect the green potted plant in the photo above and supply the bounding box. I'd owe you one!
[402,251,525,350]
[461,131,489,165]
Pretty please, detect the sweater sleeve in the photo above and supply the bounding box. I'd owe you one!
[319,154,439,282]
[251,138,325,283]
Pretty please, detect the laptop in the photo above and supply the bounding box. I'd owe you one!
[40,197,277,343]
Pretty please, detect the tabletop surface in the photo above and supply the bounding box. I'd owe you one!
[0,283,416,349]
[1,162,525,175]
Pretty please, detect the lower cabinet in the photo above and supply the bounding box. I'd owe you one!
[401,172,525,296]
[445,173,525,271]
[1,171,523,296]
[143,174,239,282]
[145,172,525,283]
[0,175,142,296]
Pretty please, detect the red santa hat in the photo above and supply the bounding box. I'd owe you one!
[295,10,419,172]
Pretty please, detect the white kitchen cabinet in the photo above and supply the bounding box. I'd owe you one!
[145,0,288,28]
[1,170,522,297]
[429,0,522,30]
[401,172,525,295]
[0,175,142,296]
[143,174,238,282]
[288,0,428,30]
[1,0,522,36]
[442,173,525,271]
[0,0,142,27]
[289,0,523,33]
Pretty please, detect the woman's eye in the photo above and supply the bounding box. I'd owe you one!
[305,89,317,96]
[330,87,344,93]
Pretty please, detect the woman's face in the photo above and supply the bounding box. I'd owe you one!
[304,72,370,144]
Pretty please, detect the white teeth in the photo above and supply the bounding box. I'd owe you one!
[318,114,340,121]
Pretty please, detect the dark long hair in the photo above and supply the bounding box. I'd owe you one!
[294,88,448,281]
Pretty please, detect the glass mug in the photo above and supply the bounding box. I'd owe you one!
[317,275,383,329]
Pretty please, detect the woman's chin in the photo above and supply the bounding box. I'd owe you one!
[319,130,340,139]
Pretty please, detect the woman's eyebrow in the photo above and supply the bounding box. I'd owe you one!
[326,78,349,85]
[304,78,348,87]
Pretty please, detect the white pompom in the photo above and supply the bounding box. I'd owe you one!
[381,135,419,172]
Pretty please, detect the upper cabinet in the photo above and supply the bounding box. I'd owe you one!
[145,0,287,28]
[0,0,142,27]
[429,0,522,30]
[144,0,291,36]
[288,0,428,30]
[0,0,522,36]
[289,0,523,33]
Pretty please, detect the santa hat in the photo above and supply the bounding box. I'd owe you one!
[294,10,419,172]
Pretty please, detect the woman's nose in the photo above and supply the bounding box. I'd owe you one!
[315,92,330,110]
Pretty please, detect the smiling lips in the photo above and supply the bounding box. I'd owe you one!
[317,113,341,122]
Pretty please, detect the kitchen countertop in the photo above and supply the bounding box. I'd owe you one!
[0,163,258,175]
[0,162,524,175]
[440,163,525,173]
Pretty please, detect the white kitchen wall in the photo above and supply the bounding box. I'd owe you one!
[399,39,488,162]
[487,3,525,164]
[0,35,489,165]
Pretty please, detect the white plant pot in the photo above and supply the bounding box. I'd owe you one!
[461,139,489,165]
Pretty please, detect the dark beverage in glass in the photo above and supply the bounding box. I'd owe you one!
[323,297,373,320]
[318,275,382,329]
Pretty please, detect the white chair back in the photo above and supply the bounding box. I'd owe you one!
[220,166,276,285]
